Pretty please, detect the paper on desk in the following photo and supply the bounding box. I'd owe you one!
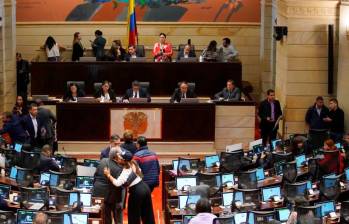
[77,165,96,177]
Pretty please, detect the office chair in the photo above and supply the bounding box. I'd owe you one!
[178,44,196,53]
[49,170,75,191]
[177,82,196,93]
[296,205,322,224]
[272,152,294,163]
[139,82,150,92]
[0,210,16,224]
[20,150,41,171]
[340,201,349,223]
[16,167,34,187]
[284,182,307,201]
[46,210,70,224]
[66,81,85,93]
[60,157,78,174]
[308,158,319,181]
[319,175,341,200]
[177,157,200,176]
[20,187,49,210]
[212,215,234,224]
[237,170,257,189]
[282,161,297,183]
[3,148,17,169]
[197,173,221,197]
[220,150,244,173]
[55,188,80,211]
[135,45,145,57]
[250,210,276,224]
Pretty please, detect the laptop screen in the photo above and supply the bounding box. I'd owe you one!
[177,160,191,171]
[295,154,306,168]
[17,210,37,224]
[186,195,200,207]
[253,144,264,154]
[176,177,197,190]
[14,143,22,153]
[178,195,188,209]
[222,192,233,206]
[68,192,79,206]
[262,186,281,201]
[70,213,88,224]
[315,201,335,217]
[49,174,60,187]
[205,155,219,168]
[272,139,282,150]
[83,159,100,168]
[0,185,10,199]
[345,168,349,181]
[28,189,47,203]
[256,167,265,181]
[222,173,234,185]
[277,208,291,222]
[40,173,51,186]
[182,215,195,224]
[80,193,92,207]
[323,176,337,188]
[76,176,94,189]
[234,191,244,203]
[63,214,71,224]
[234,212,248,224]
[10,167,17,179]
[17,169,26,182]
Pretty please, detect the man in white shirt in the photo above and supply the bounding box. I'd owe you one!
[220,37,238,62]
[123,80,151,103]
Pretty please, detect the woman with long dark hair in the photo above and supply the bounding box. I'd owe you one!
[201,40,219,62]
[12,95,28,117]
[63,83,85,102]
[72,32,84,61]
[44,36,65,62]
[104,147,155,224]
[107,40,126,61]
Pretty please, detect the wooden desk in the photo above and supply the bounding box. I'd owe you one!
[0,176,18,188]
[30,62,242,97]
[257,176,283,188]
[56,102,216,141]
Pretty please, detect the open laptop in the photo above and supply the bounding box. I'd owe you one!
[256,167,265,181]
[9,167,17,179]
[315,201,335,217]
[249,139,263,150]
[129,98,148,103]
[17,209,37,224]
[176,176,197,191]
[295,154,307,168]
[226,143,243,152]
[262,186,281,202]
[14,143,23,153]
[345,167,349,182]
[234,212,248,224]
[39,173,51,186]
[79,193,92,207]
[276,208,291,224]
[32,95,49,101]
[76,176,94,190]
[70,213,89,224]
[0,184,10,199]
[129,57,147,62]
[204,155,219,168]
[180,98,199,104]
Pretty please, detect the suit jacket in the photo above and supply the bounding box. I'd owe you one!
[0,115,27,143]
[21,114,42,146]
[93,158,123,204]
[94,89,117,102]
[305,105,330,131]
[16,59,30,91]
[37,107,56,140]
[72,42,84,61]
[38,154,60,173]
[258,99,282,127]
[176,50,196,61]
[170,89,197,103]
[92,36,106,61]
[123,88,151,102]
[214,87,241,101]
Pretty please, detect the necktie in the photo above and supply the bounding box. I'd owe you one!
[182,93,186,99]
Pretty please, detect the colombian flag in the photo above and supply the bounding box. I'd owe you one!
[127,0,138,46]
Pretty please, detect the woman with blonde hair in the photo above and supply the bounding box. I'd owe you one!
[104,147,155,224]
[72,32,84,61]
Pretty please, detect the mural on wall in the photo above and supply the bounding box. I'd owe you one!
[17,0,260,22]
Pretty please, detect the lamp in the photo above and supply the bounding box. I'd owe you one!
[274,26,288,41]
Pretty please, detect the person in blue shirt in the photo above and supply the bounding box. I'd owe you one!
[0,112,27,144]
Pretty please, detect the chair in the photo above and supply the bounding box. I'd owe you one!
[20,150,41,171]
[55,188,80,211]
[272,152,294,163]
[282,161,297,183]
[197,173,221,197]
[139,82,150,92]
[66,81,85,93]
[237,170,257,189]
[319,175,341,200]
[308,158,319,181]
[212,216,234,224]
[49,170,74,191]
[46,210,70,224]
[16,167,34,187]
[93,82,102,93]
[284,182,308,201]
[177,82,196,92]
[220,151,244,173]
[0,210,16,224]
[250,210,276,223]
[240,188,260,206]
[340,201,349,223]
[20,187,49,210]
[61,157,77,174]
[296,205,323,224]
[135,45,145,57]
[178,44,196,53]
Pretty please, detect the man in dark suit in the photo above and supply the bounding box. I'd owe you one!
[305,96,331,150]
[258,89,282,145]
[170,81,197,103]
[16,53,30,101]
[37,145,59,173]
[0,112,27,144]
[91,30,106,61]
[121,130,137,155]
[125,45,138,62]
[177,44,196,61]
[21,103,42,148]
[123,80,151,102]
[36,100,56,149]
[214,79,241,101]
[100,134,121,160]
[93,147,132,224]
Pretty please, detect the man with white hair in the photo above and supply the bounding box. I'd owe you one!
[93,146,132,224]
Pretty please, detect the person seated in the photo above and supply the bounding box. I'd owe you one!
[12,95,28,117]
[94,80,116,103]
[214,79,241,101]
[106,40,126,62]
[121,130,137,155]
[177,44,196,61]
[318,139,345,175]
[201,40,219,62]
[170,81,197,103]
[125,45,138,61]
[37,144,60,173]
[63,83,85,102]
[34,212,48,224]
[188,198,217,224]
[288,135,310,156]
[0,112,27,144]
[219,37,238,62]
[123,80,151,103]
[100,134,122,159]
[152,33,173,62]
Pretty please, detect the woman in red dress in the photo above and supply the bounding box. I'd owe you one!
[152,33,173,62]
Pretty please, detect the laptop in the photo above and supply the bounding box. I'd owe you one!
[68,192,79,206]
[178,195,189,209]
[79,193,92,207]
[186,194,201,209]
[14,143,23,153]
[129,98,148,103]
[39,172,51,186]
[83,159,100,168]
[222,192,233,207]
[249,139,263,150]
[272,139,282,150]
[17,209,37,224]
[295,154,306,168]
[77,97,97,103]
[129,57,147,62]
[70,213,89,224]
[182,215,195,224]
[262,186,281,202]
[76,176,94,189]
[180,98,199,104]
[0,184,10,199]
[221,173,234,186]
[234,212,248,224]
[256,167,265,181]
[345,167,349,182]
[204,155,219,168]
[49,173,60,187]
[178,57,197,62]
[79,57,96,62]
[176,176,197,191]
[315,201,335,217]
[276,208,291,223]
[226,143,243,152]
[9,167,17,179]
[32,95,49,101]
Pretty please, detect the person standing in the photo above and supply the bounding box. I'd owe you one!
[328,98,345,143]
[100,134,122,160]
[91,30,106,61]
[305,96,331,150]
[219,37,238,62]
[152,33,173,62]
[0,112,27,144]
[16,53,30,101]
[121,130,137,155]
[36,99,57,148]
[72,32,84,61]
[258,89,282,146]
[21,104,42,148]
[133,136,160,192]
[44,36,64,62]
